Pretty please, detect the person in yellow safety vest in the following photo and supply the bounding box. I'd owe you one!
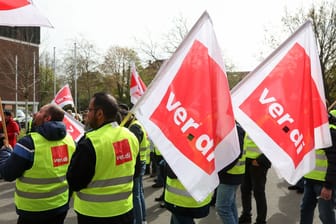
[239,132,271,224]
[66,93,139,224]
[164,164,212,223]
[299,113,336,224]
[216,123,246,224]
[0,104,76,224]
[118,103,150,224]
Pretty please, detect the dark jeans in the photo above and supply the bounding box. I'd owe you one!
[300,180,335,224]
[240,159,268,224]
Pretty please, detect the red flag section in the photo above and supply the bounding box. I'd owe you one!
[0,0,29,10]
[231,20,331,184]
[132,11,240,201]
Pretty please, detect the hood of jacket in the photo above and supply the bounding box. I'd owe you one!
[36,121,67,141]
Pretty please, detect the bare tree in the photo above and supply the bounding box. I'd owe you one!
[61,37,102,111]
[101,46,140,103]
[279,1,336,103]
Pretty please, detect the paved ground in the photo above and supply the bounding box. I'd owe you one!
[0,168,318,223]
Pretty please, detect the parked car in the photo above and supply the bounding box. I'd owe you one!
[14,109,32,129]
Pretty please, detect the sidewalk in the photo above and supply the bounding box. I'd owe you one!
[0,168,317,223]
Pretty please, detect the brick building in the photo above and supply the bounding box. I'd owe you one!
[0,26,40,116]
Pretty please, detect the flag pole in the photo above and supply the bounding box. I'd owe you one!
[328,99,336,111]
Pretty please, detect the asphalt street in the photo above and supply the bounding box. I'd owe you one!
[0,168,319,223]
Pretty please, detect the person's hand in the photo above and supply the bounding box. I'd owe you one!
[1,139,12,151]
[252,159,259,166]
[319,187,332,200]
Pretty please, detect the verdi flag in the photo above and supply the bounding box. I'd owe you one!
[130,62,147,105]
[0,0,53,27]
[132,11,240,201]
[231,20,331,184]
[52,84,75,108]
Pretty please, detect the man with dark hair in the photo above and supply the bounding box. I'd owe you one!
[67,92,139,224]
[0,103,76,224]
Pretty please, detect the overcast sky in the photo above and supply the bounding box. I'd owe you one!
[34,0,322,71]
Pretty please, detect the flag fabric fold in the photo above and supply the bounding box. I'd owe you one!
[0,0,53,27]
[132,11,241,201]
[130,62,147,105]
[231,20,331,184]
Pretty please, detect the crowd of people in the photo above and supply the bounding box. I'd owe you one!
[0,92,336,224]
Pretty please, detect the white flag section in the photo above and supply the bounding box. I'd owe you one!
[130,62,147,105]
[52,84,75,108]
[0,0,53,27]
[132,11,240,201]
[231,20,331,184]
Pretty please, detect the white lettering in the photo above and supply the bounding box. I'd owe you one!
[259,88,304,155]
[166,92,181,111]
[165,91,214,161]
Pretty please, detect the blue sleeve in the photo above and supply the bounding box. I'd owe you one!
[0,136,34,181]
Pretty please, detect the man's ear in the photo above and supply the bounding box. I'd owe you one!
[45,115,52,122]
[96,109,103,118]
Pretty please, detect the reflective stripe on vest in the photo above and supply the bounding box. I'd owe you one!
[304,149,327,181]
[304,124,336,181]
[244,134,261,159]
[74,122,139,218]
[164,177,212,208]
[227,149,246,175]
[15,133,75,211]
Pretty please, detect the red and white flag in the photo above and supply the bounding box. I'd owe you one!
[63,112,84,143]
[51,84,84,142]
[130,62,147,105]
[52,84,75,108]
[231,20,331,184]
[0,0,53,27]
[132,11,240,201]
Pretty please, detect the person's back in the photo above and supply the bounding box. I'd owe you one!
[0,104,76,224]
[67,92,139,224]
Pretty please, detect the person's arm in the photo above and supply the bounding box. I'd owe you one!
[0,136,34,181]
[324,128,336,189]
[66,137,96,192]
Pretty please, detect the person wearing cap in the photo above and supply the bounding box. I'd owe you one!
[0,104,76,224]
[0,110,20,148]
